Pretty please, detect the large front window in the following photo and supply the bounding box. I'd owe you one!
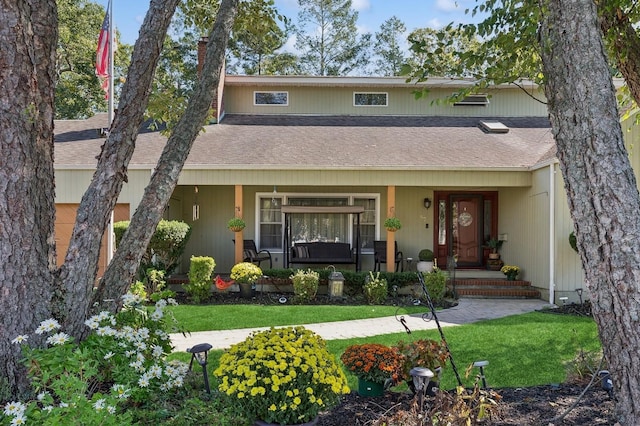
[257,194,377,251]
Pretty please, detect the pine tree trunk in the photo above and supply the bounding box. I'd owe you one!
[540,0,640,422]
[93,0,240,310]
[0,0,58,398]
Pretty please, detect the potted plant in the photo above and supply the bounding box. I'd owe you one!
[214,326,349,425]
[383,217,402,232]
[340,343,403,397]
[486,238,504,259]
[230,262,262,298]
[501,265,520,281]
[227,217,246,232]
[416,249,434,272]
[290,269,319,303]
[394,339,449,395]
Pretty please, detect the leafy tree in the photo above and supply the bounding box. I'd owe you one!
[56,0,131,118]
[372,16,406,76]
[227,0,290,74]
[262,52,305,75]
[540,0,640,422]
[0,0,239,399]
[294,0,371,76]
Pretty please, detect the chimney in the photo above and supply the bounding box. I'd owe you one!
[197,37,208,77]
[196,36,225,123]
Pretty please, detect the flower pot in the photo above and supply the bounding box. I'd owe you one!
[239,282,255,298]
[358,377,384,397]
[255,417,318,426]
[506,274,517,281]
[489,253,500,260]
[416,261,433,273]
[229,226,245,232]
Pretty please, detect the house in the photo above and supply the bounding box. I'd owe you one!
[53,72,640,305]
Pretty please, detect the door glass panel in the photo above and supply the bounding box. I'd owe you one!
[438,200,446,245]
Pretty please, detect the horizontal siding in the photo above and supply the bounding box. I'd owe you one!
[223,85,548,117]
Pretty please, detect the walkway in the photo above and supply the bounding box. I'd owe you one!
[170,298,551,352]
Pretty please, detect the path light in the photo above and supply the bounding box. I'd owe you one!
[599,370,614,398]
[187,343,213,393]
[410,367,434,410]
[559,296,568,305]
[575,288,583,304]
[473,360,489,389]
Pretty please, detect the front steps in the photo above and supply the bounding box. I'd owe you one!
[447,270,541,299]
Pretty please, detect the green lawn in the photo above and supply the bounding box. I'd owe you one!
[169,309,600,391]
[168,304,426,331]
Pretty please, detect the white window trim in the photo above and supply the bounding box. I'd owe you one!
[353,92,388,107]
[254,192,380,252]
[253,91,289,106]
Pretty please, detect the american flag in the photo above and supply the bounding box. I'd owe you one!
[95,1,110,99]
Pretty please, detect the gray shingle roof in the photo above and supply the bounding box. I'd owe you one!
[54,114,556,170]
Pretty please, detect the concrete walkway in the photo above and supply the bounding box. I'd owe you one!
[170,298,551,352]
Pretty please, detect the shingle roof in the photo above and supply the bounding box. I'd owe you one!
[54,114,556,170]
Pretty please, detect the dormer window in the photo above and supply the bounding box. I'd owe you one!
[354,92,388,107]
[254,91,288,106]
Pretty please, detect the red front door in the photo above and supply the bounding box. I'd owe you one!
[434,192,498,269]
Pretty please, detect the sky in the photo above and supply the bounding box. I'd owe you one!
[95,0,482,48]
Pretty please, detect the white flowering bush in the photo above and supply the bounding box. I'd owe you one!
[364,271,388,304]
[2,294,188,426]
[290,269,319,303]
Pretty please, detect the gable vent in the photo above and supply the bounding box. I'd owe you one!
[479,120,509,133]
[454,94,490,106]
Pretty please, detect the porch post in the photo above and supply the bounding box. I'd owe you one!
[234,185,243,264]
[387,185,396,273]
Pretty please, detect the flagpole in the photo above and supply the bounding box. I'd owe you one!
[107,0,115,264]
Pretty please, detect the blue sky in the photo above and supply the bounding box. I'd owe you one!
[96,0,481,47]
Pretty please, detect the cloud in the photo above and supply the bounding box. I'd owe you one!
[435,0,460,12]
[352,0,371,12]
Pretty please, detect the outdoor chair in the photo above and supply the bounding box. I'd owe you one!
[373,240,403,272]
[242,239,272,269]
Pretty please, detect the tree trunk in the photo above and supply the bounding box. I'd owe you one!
[540,0,640,422]
[92,0,240,310]
[0,0,58,398]
[57,0,181,338]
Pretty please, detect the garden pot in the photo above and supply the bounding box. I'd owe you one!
[255,416,318,426]
[357,377,384,397]
[506,274,517,281]
[416,261,433,273]
[239,282,255,298]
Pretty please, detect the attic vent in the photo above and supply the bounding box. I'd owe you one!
[479,120,509,133]
[454,94,490,106]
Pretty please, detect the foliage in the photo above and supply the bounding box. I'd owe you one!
[394,339,449,383]
[418,249,434,261]
[55,0,131,118]
[486,238,504,253]
[294,0,371,76]
[373,16,406,76]
[130,280,148,300]
[2,295,187,425]
[569,231,578,253]
[428,383,501,425]
[340,343,403,384]
[214,326,349,424]
[383,217,402,231]
[185,256,215,303]
[423,268,447,303]
[114,220,192,277]
[290,269,320,303]
[500,265,520,278]
[226,217,246,231]
[230,262,262,284]
[363,271,388,304]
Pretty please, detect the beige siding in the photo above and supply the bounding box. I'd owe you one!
[223,86,548,117]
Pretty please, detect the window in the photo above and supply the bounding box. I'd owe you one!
[254,91,288,106]
[354,92,388,107]
[453,94,489,106]
[257,193,379,251]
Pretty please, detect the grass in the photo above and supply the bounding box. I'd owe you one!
[169,308,600,392]
[167,304,426,331]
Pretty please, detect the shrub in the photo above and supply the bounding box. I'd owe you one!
[2,295,187,426]
[394,339,449,384]
[364,271,388,304]
[290,269,319,303]
[423,268,446,303]
[214,326,349,424]
[184,256,215,303]
[114,220,192,278]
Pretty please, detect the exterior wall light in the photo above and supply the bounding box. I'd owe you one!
[424,198,432,209]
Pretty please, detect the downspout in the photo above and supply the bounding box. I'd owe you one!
[549,162,557,304]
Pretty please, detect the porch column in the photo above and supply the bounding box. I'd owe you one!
[387,185,396,273]
[234,185,243,264]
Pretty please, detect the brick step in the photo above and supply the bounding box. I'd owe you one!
[448,278,533,287]
[449,278,541,299]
